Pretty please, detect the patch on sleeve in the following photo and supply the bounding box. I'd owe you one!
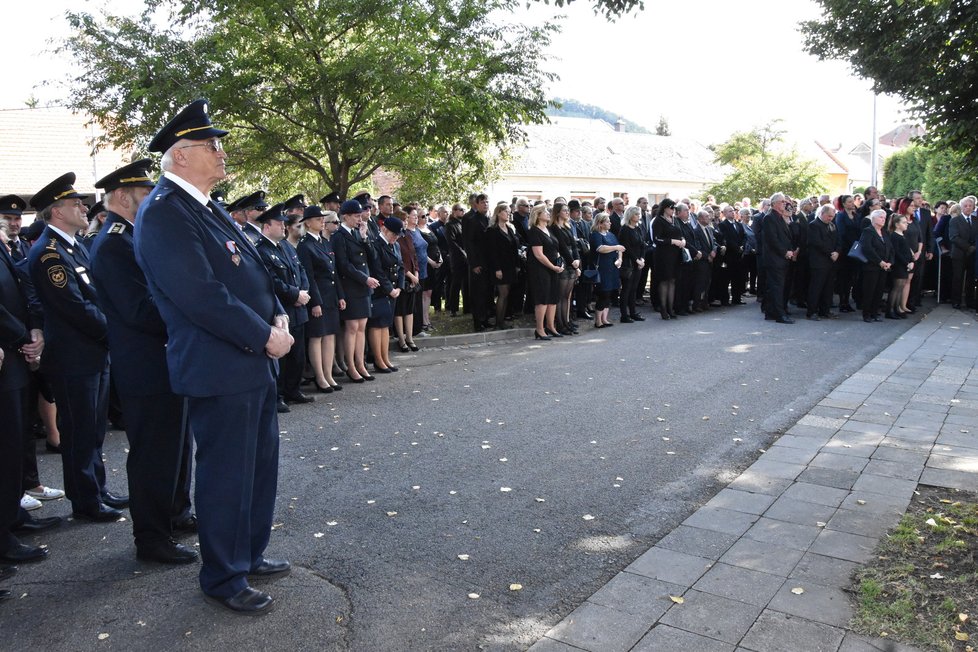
[47,265,68,288]
[40,252,61,263]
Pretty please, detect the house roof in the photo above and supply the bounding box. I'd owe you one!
[508,117,725,184]
[0,106,132,206]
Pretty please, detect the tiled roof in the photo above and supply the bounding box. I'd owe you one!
[507,117,726,183]
[0,106,132,205]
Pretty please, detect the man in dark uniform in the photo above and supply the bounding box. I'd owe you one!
[461,193,491,331]
[254,203,312,411]
[319,192,341,215]
[2,222,61,566]
[134,99,291,615]
[89,159,197,565]
[0,195,30,262]
[228,191,268,243]
[26,173,129,523]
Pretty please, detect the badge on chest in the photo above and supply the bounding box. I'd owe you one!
[225,240,241,266]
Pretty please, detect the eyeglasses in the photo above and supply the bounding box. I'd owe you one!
[177,139,224,153]
[326,220,340,225]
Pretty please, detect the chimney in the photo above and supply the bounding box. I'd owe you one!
[615,117,625,133]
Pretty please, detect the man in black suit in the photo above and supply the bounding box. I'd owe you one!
[717,205,747,305]
[691,209,717,312]
[635,197,653,304]
[762,193,796,323]
[461,193,490,331]
[907,190,934,310]
[948,196,976,309]
[607,198,625,237]
[0,196,30,262]
[806,204,840,320]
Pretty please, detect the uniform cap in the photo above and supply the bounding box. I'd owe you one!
[339,200,363,216]
[301,205,326,222]
[147,99,229,154]
[30,173,84,211]
[256,203,287,223]
[320,191,340,205]
[0,194,28,216]
[95,158,156,193]
[283,194,306,212]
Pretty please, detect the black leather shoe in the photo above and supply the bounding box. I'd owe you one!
[137,540,199,565]
[73,504,124,522]
[806,314,821,321]
[0,542,48,563]
[172,515,198,535]
[373,366,393,374]
[775,316,795,324]
[276,399,290,413]
[45,441,61,454]
[284,392,314,404]
[101,492,130,509]
[205,587,274,615]
[620,315,634,323]
[630,314,645,321]
[13,516,63,534]
[249,558,291,579]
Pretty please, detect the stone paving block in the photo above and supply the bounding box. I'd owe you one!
[895,410,943,429]
[625,546,714,585]
[692,562,786,606]
[820,393,866,410]
[840,491,910,516]
[743,517,821,551]
[682,507,759,537]
[632,624,735,652]
[904,400,949,414]
[762,496,836,527]
[658,590,763,645]
[928,449,978,466]
[726,472,794,497]
[885,425,938,443]
[851,473,918,500]
[809,405,852,419]
[757,446,817,466]
[767,580,853,627]
[587,572,684,620]
[527,637,586,652]
[785,423,839,439]
[837,631,927,652]
[821,440,878,459]
[798,414,847,430]
[797,467,860,490]
[544,601,653,652]
[837,420,889,437]
[719,538,805,577]
[739,610,845,652]
[920,467,978,491]
[878,436,933,453]
[826,507,899,539]
[943,412,976,426]
[656,526,739,560]
[861,458,924,481]
[789,552,860,588]
[768,435,829,452]
[848,409,896,426]
[809,529,879,564]
[935,430,978,448]
[781,481,849,508]
[744,459,806,481]
[705,489,776,516]
[810,452,869,473]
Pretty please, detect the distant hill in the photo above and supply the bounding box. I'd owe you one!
[547,97,652,134]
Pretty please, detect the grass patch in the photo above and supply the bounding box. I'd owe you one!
[851,485,978,651]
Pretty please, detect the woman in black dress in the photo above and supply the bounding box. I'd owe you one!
[368,217,405,372]
[548,202,581,335]
[618,206,647,322]
[886,214,914,319]
[394,208,421,353]
[484,204,521,330]
[652,198,685,319]
[859,208,894,322]
[297,207,345,392]
[527,204,564,340]
[333,199,381,382]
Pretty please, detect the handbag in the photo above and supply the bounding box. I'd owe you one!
[847,240,868,263]
[581,268,601,284]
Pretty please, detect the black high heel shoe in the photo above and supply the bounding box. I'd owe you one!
[534,331,552,341]
[373,365,393,374]
[406,342,419,352]
[545,328,563,338]
[398,342,410,353]
[315,382,334,393]
[345,371,365,384]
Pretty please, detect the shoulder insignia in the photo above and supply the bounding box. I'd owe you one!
[47,265,68,288]
[46,238,58,251]
[40,252,61,263]
[108,222,127,235]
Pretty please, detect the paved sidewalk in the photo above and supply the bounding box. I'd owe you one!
[530,305,978,652]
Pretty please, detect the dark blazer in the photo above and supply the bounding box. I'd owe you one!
[717,219,745,259]
[332,226,377,300]
[762,212,794,268]
[484,225,521,285]
[445,217,466,269]
[461,210,489,270]
[858,227,894,270]
[255,235,310,327]
[807,218,839,270]
[89,212,170,395]
[549,223,580,266]
[296,234,344,314]
[618,223,646,271]
[27,225,108,375]
[677,219,697,262]
[915,207,935,255]
[890,231,914,276]
[134,175,283,397]
[0,242,39,391]
[948,214,975,260]
[242,221,263,245]
[834,210,861,249]
[691,223,712,257]
[371,237,404,298]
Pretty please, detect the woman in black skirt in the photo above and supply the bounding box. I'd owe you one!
[618,206,647,322]
[484,203,521,330]
[886,213,914,319]
[548,202,581,335]
[527,204,564,340]
[368,217,405,372]
[859,208,894,322]
[296,207,345,392]
[394,208,421,352]
[333,199,381,382]
[652,198,684,319]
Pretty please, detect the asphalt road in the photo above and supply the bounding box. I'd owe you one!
[1,301,923,651]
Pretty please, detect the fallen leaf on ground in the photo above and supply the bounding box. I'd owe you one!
[326,521,338,526]
[533,528,541,533]
[959,613,969,623]
[500,487,512,492]
[816,522,827,528]
[955,632,969,641]
[930,572,944,579]
[925,518,938,527]
[468,593,480,599]
[98,633,109,641]
[535,498,545,502]
[509,583,522,591]
[669,595,684,604]
[791,587,805,595]
[582,514,595,520]
[457,554,469,561]
[701,416,710,420]
[314,532,324,538]
[856,499,866,505]
[386,511,398,517]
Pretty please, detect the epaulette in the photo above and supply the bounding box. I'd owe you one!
[107,222,127,235]
[46,238,58,251]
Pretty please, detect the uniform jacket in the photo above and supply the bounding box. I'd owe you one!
[256,235,310,328]
[296,234,344,314]
[371,236,404,298]
[27,225,108,375]
[242,221,263,245]
[0,243,40,391]
[332,225,378,300]
[807,218,839,269]
[134,175,283,397]
[89,212,171,395]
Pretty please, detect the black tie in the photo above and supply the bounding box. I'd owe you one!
[8,239,21,261]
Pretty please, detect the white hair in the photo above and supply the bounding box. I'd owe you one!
[870,208,887,221]
[160,148,175,171]
[769,192,785,204]
[818,204,835,218]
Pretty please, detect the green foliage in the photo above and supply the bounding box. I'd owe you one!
[883,146,978,203]
[539,0,644,19]
[801,0,978,173]
[547,97,651,133]
[882,146,927,198]
[705,122,826,204]
[395,140,511,206]
[58,0,556,200]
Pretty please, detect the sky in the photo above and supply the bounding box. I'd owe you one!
[5,0,907,151]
